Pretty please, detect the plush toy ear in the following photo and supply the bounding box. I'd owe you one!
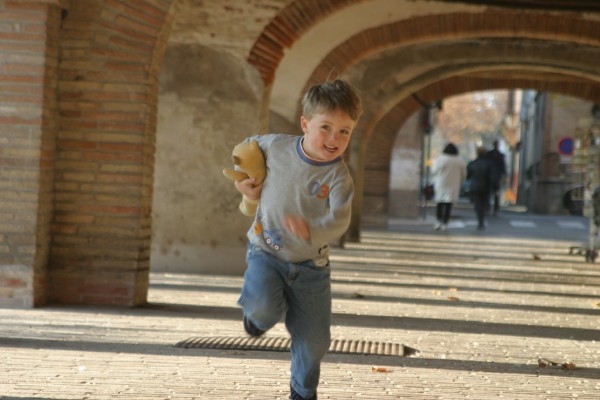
[232,155,241,165]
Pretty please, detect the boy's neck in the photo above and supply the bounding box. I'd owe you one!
[299,137,321,162]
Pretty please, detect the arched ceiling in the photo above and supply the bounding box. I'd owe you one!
[355,38,600,88]
[344,39,600,142]
[247,0,600,131]
[262,0,486,119]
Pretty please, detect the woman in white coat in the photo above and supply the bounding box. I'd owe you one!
[432,143,466,231]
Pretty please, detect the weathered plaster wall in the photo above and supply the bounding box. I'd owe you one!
[152,44,264,274]
[150,0,278,274]
[389,113,422,218]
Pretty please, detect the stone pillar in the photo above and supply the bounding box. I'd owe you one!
[0,0,63,307]
[47,0,172,306]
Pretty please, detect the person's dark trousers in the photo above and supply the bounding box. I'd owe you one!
[436,202,452,224]
[472,192,489,228]
[490,184,500,215]
[493,192,500,214]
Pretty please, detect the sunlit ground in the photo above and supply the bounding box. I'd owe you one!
[1,210,599,399]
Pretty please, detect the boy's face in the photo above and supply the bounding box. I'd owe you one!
[300,108,356,162]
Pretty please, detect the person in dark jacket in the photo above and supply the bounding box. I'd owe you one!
[467,146,494,230]
[486,140,507,215]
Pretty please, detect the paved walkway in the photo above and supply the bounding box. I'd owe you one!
[1,210,600,399]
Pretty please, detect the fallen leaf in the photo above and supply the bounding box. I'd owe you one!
[593,302,600,308]
[371,366,392,373]
[447,296,459,301]
[538,358,576,370]
[432,290,442,296]
[448,287,458,292]
[538,358,557,368]
[562,362,577,370]
[532,254,541,260]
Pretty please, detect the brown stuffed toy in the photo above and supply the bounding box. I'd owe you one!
[223,140,266,216]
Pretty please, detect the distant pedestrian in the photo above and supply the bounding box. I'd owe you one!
[431,143,466,231]
[486,140,507,215]
[467,146,494,230]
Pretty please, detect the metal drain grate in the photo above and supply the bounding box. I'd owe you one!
[175,336,416,356]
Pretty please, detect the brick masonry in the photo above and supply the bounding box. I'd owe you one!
[47,0,173,306]
[0,264,32,307]
[0,0,61,306]
[0,0,174,308]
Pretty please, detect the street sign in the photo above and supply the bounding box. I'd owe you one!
[558,137,573,156]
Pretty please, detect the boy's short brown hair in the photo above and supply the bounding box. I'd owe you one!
[302,79,362,122]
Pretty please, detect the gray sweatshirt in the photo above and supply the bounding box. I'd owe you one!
[246,134,354,264]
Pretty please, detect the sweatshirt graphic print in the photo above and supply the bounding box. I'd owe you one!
[246,134,354,263]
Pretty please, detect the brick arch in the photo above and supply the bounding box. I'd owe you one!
[281,8,600,234]
[306,12,600,89]
[366,73,599,170]
[248,0,355,85]
[359,66,599,147]
[281,14,600,133]
[360,73,598,219]
[49,0,176,305]
[250,3,600,86]
[340,33,600,148]
[367,84,573,176]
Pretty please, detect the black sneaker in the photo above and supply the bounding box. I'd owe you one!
[290,385,317,400]
[243,315,265,337]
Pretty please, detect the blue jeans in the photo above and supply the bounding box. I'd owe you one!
[238,244,331,399]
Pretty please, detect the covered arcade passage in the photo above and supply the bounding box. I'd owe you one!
[0,0,599,307]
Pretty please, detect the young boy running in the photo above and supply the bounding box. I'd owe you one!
[234,79,362,400]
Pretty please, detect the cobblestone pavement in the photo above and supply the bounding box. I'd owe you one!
[1,211,599,399]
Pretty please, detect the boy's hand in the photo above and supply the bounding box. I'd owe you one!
[283,214,310,240]
[234,177,263,201]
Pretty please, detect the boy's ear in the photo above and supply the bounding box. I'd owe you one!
[300,116,308,133]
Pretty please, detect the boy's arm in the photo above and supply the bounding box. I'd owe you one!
[308,176,354,245]
[283,214,310,240]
